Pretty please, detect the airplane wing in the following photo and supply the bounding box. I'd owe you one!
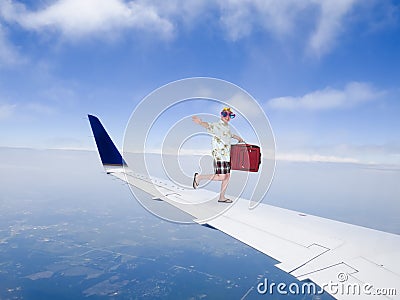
[88,114,400,299]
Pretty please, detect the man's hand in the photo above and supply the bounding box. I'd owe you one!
[232,134,244,143]
[192,115,202,124]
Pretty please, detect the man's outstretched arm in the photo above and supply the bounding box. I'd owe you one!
[192,116,210,129]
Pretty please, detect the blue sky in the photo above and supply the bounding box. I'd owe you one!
[0,0,399,167]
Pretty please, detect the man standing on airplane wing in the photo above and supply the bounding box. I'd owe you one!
[192,107,244,203]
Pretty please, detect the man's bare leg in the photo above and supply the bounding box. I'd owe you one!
[194,173,231,202]
[196,174,225,183]
[219,173,230,201]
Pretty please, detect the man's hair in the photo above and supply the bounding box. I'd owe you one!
[221,107,233,113]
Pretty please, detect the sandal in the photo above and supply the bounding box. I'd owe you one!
[218,198,233,203]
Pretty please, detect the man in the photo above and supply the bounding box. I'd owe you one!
[192,107,244,203]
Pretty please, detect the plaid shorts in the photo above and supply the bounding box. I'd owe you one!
[214,160,231,174]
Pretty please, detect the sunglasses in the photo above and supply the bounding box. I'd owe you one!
[221,111,236,119]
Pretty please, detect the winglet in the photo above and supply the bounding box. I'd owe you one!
[88,114,127,166]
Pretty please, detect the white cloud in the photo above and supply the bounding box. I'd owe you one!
[276,152,359,164]
[0,23,25,66]
[216,0,365,56]
[0,103,16,120]
[217,0,307,41]
[267,82,385,111]
[0,0,174,40]
[308,0,358,57]
[276,143,400,167]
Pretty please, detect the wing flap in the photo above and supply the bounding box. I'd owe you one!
[208,213,332,271]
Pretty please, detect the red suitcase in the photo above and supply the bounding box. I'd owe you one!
[230,143,261,172]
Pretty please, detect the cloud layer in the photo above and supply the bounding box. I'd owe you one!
[0,0,388,60]
[267,82,385,111]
